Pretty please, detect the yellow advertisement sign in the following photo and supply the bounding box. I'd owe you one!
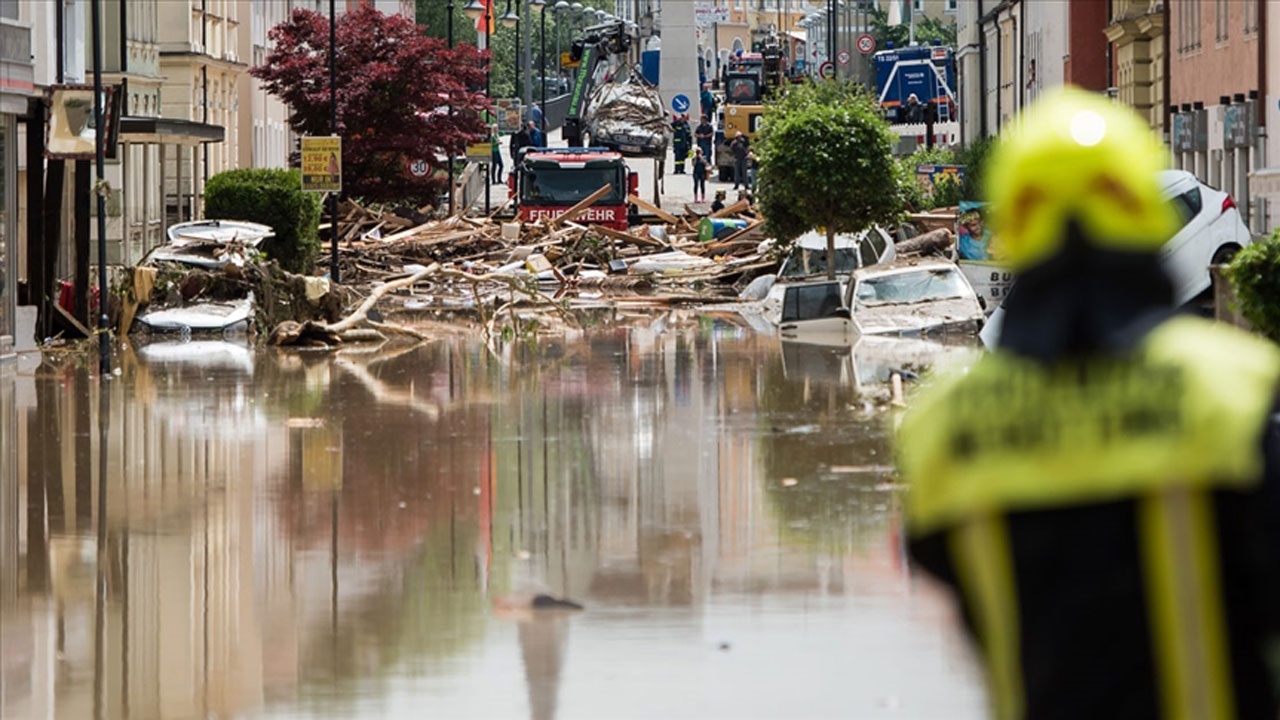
[561,51,578,69]
[301,136,342,192]
[467,142,491,162]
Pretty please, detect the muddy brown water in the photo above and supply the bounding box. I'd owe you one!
[0,314,986,719]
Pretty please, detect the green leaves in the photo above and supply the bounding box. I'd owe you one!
[205,169,323,275]
[1226,234,1280,344]
[755,81,902,245]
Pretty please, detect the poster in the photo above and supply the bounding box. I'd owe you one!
[301,136,342,193]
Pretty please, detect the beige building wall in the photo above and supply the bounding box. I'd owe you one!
[238,0,294,171]
[159,0,246,216]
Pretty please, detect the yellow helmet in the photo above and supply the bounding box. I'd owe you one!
[984,87,1177,271]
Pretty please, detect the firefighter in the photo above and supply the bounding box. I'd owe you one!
[672,113,692,175]
[897,87,1280,720]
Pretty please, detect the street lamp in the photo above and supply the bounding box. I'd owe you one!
[531,0,547,135]
[447,0,455,216]
[554,1,569,83]
[500,1,519,28]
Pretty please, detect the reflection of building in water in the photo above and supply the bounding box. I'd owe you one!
[1,350,285,719]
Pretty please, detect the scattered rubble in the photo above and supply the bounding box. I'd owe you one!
[115,197,963,349]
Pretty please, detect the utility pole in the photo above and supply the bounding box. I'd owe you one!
[448,0,455,216]
[329,0,339,283]
[90,0,109,373]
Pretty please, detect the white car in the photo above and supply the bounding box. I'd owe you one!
[1157,169,1252,301]
[980,171,1252,347]
[777,259,986,341]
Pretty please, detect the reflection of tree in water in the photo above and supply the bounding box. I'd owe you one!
[259,342,502,709]
[755,346,897,550]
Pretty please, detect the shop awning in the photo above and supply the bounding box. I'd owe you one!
[118,117,225,146]
[781,30,806,44]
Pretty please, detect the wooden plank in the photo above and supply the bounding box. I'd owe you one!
[710,199,750,218]
[590,224,665,248]
[552,184,614,227]
[379,221,441,243]
[627,193,679,224]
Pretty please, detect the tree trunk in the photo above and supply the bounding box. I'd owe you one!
[826,227,836,281]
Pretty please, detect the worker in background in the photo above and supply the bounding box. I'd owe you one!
[897,87,1280,720]
[700,83,716,126]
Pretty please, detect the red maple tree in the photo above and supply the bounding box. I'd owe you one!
[251,5,489,206]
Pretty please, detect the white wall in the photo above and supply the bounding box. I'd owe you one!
[658,1,700,122]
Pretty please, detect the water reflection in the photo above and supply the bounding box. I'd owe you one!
[1,316,985,719]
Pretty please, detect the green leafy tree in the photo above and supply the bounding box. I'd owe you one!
[416,0,611,100]
[755,81,902,280]
[868,7,957,50]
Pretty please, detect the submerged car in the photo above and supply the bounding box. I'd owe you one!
[777,259,985,340]
[133,219,274,335]
[754,226,898,322]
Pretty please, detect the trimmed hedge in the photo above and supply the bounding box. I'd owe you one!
[205,168,322,274]
[1225,233,1280,344]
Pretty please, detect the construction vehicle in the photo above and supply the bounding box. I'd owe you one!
[715,44,787,180]
[508,147,639,230]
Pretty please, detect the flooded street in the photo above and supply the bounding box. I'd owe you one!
[1,315,986,719]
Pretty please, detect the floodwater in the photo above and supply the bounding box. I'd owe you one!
[0,313,987,720]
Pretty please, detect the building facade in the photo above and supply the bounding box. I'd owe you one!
[0,2,34,357]
[1167,0,1262,231]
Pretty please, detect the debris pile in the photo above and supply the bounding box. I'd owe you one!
[331,196,775,296]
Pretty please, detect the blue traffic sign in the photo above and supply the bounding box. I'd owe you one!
[672,94,691,113]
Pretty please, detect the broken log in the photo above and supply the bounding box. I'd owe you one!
[895,227,954,256]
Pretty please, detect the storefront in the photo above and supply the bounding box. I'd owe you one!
[0,9,32,359]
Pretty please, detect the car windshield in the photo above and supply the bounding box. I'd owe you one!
[522,167,623,205]
[854,268,969,306]
[779,247,860,278]
[726,76,761,103]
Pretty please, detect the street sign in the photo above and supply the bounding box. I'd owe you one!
[467,142,492,162]
[301,136,341,193]
[837,49,851,66]
[857,34,876,55]
[406,158,430,177]
[672,93,691,114]
[818,61,835,80]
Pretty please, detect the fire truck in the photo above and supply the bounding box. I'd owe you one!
[508,147,639,231]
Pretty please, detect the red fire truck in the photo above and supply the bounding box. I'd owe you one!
[509,147,638,231]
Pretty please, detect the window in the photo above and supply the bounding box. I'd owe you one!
[913,0,925,12]
[1245,0,1259,34]
[946,0,958,12]
[1215,0,1227,42]
[1169,187,1203,228]
[1179,0,1202,53]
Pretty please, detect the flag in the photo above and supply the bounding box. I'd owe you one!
[887,0,902,26]
[475,0,495,34]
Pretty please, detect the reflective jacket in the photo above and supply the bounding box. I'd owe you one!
[898,316,1280,720]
